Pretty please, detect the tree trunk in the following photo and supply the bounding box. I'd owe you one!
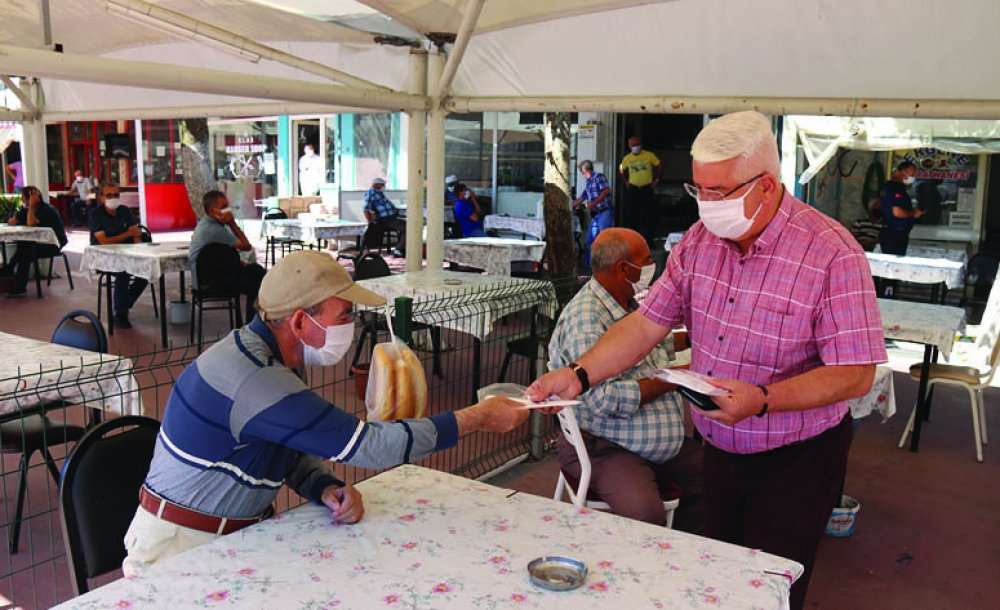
[542,112,577,298]
[179,119,213,221]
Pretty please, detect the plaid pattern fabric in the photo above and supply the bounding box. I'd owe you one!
[582,172,612,212]
[364,188,398,219]
[549,279,684,463]
[640,190,887,454]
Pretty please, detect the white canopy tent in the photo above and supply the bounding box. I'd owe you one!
[3,0,1000,267]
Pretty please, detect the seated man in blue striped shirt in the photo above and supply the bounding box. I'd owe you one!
[123,251,526,576]
[363,176,407,257]
[548,228,696,526]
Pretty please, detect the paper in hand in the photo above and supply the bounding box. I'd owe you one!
[655,369,727,396]
[510,397,581,410]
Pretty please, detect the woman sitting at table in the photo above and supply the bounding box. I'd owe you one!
[5,185,68,299]
[453,183,485,238]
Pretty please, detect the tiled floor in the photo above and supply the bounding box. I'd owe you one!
[2,229,999,608]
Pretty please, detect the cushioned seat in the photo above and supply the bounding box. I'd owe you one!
[908,362,983,385]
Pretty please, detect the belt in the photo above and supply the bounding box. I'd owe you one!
[139,486,266,535]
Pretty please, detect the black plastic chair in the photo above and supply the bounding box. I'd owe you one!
[0,310,107,554]
[59,416,160,595]
[95,225,159,328]
[263,209,305,267]
[44,251,75,290]
[337,223,381,265]
[191,243,244,350]
[350,253,443,377]
[498,311,555,383]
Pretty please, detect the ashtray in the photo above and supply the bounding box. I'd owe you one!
[527,556,587,591]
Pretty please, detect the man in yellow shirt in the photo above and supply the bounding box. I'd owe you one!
[618,136,662,243]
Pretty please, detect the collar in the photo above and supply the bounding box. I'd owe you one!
[588,278,633,321]
[247,315,283,365]
[745,186,793,256]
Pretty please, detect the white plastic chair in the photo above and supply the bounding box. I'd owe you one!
[898,323,1000,462]
[552,408,680,527]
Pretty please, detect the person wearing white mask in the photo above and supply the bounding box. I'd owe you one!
[547,228,695,526]
[189,190,264,322]
[298,143,323,196]
[528,111,886,610]
[89,183,148,328]
[123,250,529,576]
[878,160,923,256]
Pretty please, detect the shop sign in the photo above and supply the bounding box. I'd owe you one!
[225,135,266,154]
[897,148,974,181]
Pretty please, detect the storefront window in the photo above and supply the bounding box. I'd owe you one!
[893,148,979,228]
[352,113,391,189]
[497,112,545,193]
[325,118,338,184]
[45,124,64,186]
[445,113,488,190]
[208,120,279,202]
[143,120,182,184]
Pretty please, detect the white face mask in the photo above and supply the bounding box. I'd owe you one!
[301,313,354,367]
[696,181,762,240]
[218,207,233,216]
[105,197,122,210]
[626,261,656,293]
[630,145,642,154]
[902,176,916,186]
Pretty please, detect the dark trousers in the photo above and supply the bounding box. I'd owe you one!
[113,272,149,319]
[558,433,704,529]
[70,199,92,226]
[878,230,910,296]
[623,185,656,243]
[702,414,853,610]
[10,241,60,292]
[367,217,407,252]
[233,263,266,321]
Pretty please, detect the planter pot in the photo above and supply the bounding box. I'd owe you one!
[168,300,191,326]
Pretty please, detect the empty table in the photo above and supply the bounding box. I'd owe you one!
[866,252,966,302]
[443,237,547,277]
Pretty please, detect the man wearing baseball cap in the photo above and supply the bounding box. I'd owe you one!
[123,251,527,575]
[363,176,406,256]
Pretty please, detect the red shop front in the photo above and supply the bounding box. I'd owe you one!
[140,120,197,232]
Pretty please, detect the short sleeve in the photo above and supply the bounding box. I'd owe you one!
[639,243,687,329]
[814,250,888,366]
[648,152,661,166]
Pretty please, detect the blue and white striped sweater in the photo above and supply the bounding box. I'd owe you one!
[144,316,458,518]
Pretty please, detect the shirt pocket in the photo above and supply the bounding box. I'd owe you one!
[747,301,814,372]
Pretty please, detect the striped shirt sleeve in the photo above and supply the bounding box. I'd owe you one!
[639,242,686,328]
[814,251,888,366]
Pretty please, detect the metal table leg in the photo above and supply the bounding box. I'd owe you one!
[909,344,934,452]
[159,274,168,347]
[472,336,482,403]
[106,274,115,335]
[31,243,42,298]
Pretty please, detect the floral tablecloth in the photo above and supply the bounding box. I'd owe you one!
[483,215,581,240]
[357,270,556,339]
[80,242,191,283]
[0,225,61,247]
[865,252,966,289]
[443,237,547,277]
[55,465,801,610]
[873,244,968,264]
[262,218,368,243]
[0,331,140,419]
[878,298,965,356]
[849,364,895,420]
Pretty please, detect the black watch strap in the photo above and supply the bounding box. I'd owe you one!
[756,384,769,417]
[569,362,590,393]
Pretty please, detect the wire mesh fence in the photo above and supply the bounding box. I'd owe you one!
[0,272,585,609]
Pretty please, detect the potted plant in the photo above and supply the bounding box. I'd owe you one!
[0,193,20,222]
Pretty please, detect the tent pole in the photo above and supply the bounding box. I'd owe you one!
[447,95,1000,120]
[406,50,428,272]
[0,110,30,121]
[20,80,48,189]
[0,44,428,111]
[1,77,38,118]
[425,51,446,272]
[105,0,391,91]
[436,0,485,100]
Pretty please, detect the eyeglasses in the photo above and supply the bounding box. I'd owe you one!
[684,172,765,202]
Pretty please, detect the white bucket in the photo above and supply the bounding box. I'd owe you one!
[826,494,861,537]
[168,300,191,326]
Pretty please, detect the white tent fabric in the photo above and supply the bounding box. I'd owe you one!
[791,116,1000,184]
[1,0,1000,118]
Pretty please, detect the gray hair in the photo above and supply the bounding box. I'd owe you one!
[590,237,628,273]
[691,111,780,181]
[578,160,594,173]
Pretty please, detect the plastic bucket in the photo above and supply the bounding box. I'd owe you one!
[826,495,860,537]
[168,300,191,326]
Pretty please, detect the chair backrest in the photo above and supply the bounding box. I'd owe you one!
[555,408,591,509]
[51,310,108,353]
[195,242,242,291]
[263,208,288,221]
[59,416,160,595]
[354,253,391,281]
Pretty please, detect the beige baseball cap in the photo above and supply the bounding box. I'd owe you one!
[257,251,386,321]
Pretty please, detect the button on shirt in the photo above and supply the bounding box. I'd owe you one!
[581,172,612,212]
[639,190,887,454]
[363,188,398,220]
[549,279,684,463]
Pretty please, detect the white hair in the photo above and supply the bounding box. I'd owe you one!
[691,111,780,181]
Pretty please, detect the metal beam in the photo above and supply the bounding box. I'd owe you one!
[0,44,428,112]
[447,95,1000,120]
[0,109,30,121]
[106,0,391,91]
[1,77,38,117]
[43,102,372,122]
[436,0,485,100]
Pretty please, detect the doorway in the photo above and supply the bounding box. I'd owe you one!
[292,118,322,196]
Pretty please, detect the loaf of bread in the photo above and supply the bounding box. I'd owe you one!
[367,342,427,421]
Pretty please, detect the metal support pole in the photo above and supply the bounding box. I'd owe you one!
[393,296,414,345]
[529,411,545,460]
[406,50,428,272]
[20,81,48,189]
[425,51,446,272]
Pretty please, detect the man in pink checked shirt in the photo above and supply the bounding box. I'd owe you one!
[529,111,887,610]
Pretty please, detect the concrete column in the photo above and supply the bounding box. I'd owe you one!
[406,50,428,272]
[425,51,446,272]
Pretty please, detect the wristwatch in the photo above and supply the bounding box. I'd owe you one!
[756,385,769,417]
[569,362,590,393]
